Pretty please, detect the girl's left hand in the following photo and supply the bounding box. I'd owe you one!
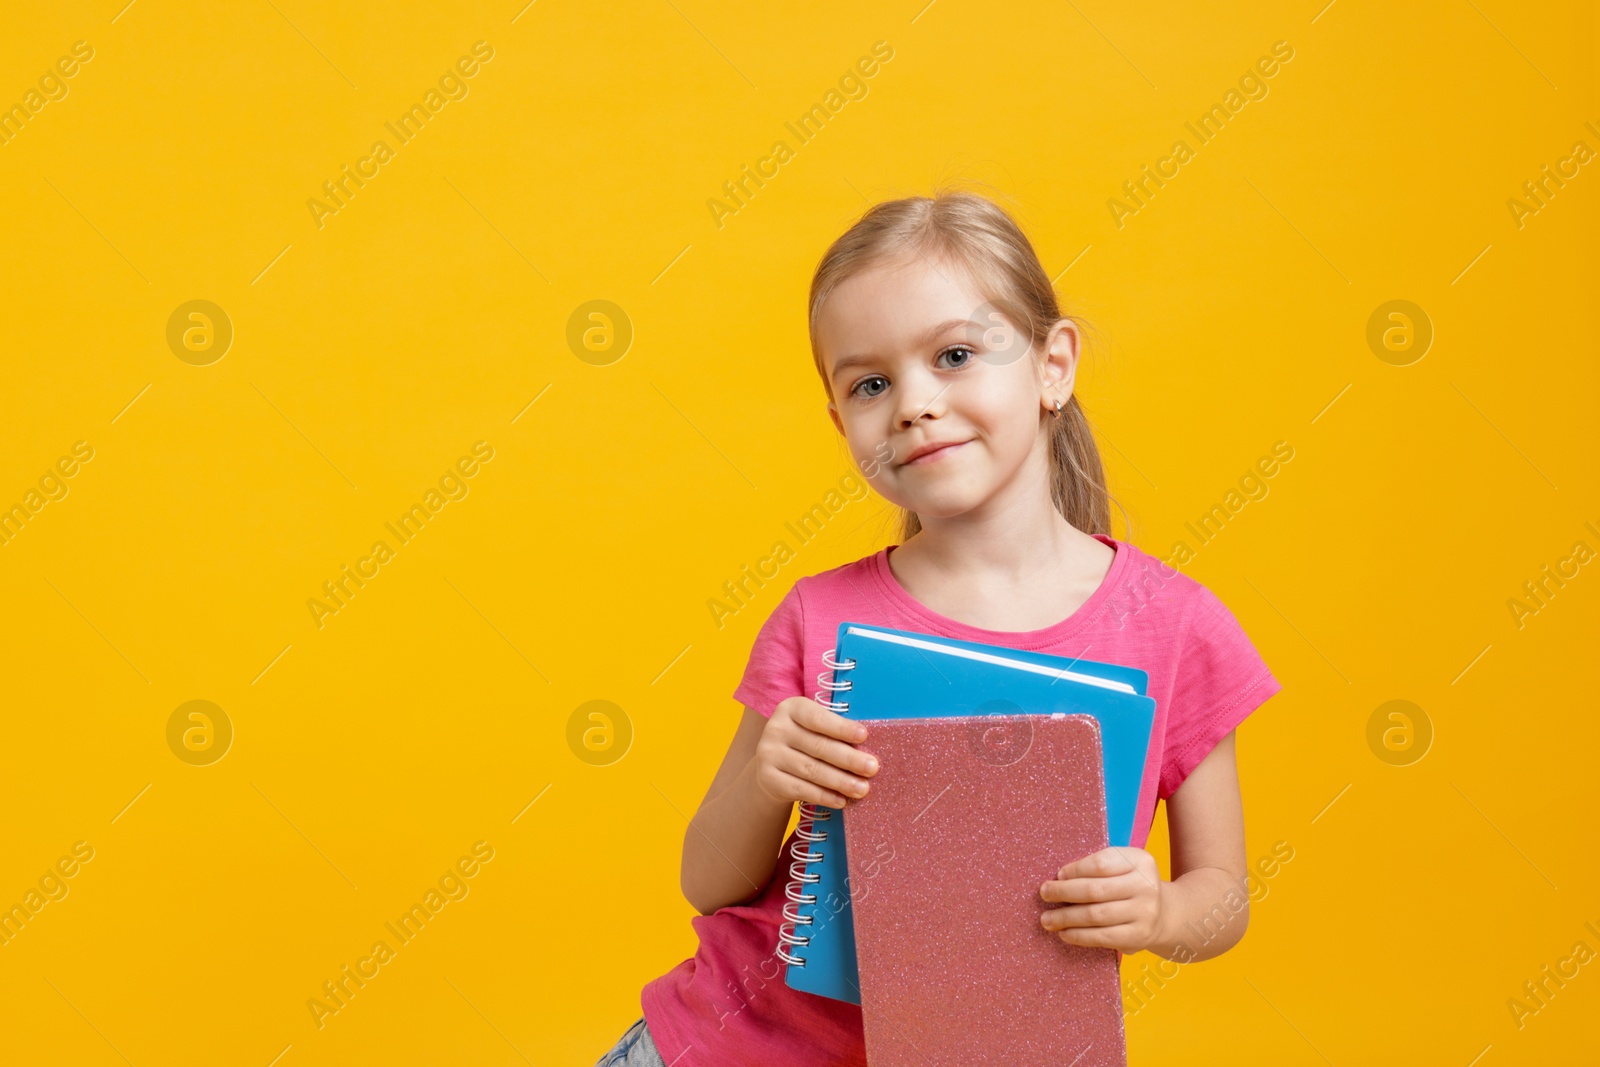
[1038,846,1165,953]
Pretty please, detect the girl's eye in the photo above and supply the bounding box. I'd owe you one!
[938,345,976,369]
[849,346,975,400]
[851,376,888,399]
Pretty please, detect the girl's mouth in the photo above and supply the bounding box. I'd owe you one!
[904,440,969,466]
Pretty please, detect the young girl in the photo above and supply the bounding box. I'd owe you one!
[597,191,1281,1066]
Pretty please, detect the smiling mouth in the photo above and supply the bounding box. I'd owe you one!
[903,441,969,466]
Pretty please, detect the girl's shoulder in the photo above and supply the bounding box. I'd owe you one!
[778,538,1251,646]
[786,547,884,599]
[1097,536,1245,636]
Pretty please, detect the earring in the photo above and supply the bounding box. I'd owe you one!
[1050,398,1063,420]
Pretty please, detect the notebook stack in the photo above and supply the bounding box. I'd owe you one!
[775,622,1157,1066]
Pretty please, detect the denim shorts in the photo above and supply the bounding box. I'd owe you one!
[595,1016,667,1067]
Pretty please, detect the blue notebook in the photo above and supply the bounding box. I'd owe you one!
[776,621,1157,1005]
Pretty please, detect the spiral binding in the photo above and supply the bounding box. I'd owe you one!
[775,645,856,968]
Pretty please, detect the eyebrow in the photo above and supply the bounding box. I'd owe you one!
[829,318,977,384]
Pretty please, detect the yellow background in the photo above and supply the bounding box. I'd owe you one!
[1,1,1595,1064]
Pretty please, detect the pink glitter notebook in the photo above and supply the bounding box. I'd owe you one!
[841,714,1128,1067]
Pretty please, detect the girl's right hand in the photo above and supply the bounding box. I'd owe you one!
[752,696,879,810]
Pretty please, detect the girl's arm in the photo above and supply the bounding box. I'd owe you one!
[680,708,790,915]
[682,699,879,916]
[1039,730,1250,962]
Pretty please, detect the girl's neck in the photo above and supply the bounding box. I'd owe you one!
[887,514,1114,633]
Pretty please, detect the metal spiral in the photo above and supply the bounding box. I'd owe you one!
[775,646,856,968]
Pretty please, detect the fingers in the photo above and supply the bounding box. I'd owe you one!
[1039,899,1139,931]
[791,725,879,780]
[757,699,882,808]
[1039,852,1161,954]
[769,769,852,810]
[773,698,877,790]
[779,748,872,801]
[1053,922,1142,949]
[1038,870,1143,904]
[792,698,868,744]
[1056,847,1146,881]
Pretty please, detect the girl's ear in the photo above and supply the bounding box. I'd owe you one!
[827,401,846,438]
[1039,319,1081,411]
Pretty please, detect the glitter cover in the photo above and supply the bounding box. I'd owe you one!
[841,714,1127,1066]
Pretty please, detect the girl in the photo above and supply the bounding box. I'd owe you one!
[597,191,1281,1066]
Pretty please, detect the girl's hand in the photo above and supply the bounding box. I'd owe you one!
[752,696,878,810]
[1038,846,1165,953]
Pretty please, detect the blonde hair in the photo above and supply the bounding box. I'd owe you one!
[807,189,1121,541]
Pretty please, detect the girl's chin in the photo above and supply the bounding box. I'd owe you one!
[893,488,987,517]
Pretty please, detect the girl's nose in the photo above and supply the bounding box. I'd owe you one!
[895,378,952,429]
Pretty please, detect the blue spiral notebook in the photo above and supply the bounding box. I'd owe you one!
[776,621,1157,1005]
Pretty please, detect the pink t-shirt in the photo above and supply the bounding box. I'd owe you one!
[641,534,1281,1066]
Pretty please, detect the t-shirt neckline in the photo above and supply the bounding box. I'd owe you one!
[868,533,1126,648]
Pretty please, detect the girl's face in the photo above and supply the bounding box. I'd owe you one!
[819,252,1078,522]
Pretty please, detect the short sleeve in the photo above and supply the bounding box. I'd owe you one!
[731,582,809,719]
[1159,584,1281,799]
